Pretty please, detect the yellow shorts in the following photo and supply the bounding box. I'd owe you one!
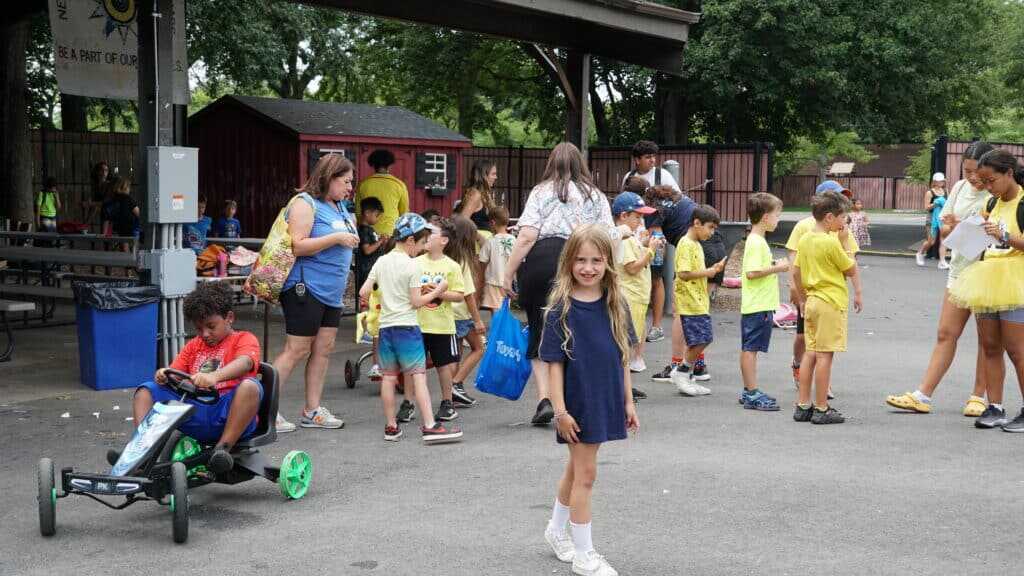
[804,296,847,352]
[627,299,648,343]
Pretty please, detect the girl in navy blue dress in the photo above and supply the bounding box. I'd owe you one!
[540,224,639,576]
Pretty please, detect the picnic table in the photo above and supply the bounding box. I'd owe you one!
[0,231,137,249]
[206,237,265,251]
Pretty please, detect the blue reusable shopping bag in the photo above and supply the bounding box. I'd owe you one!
[475,298,531,400]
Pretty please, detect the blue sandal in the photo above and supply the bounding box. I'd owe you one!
[741,390,780,411]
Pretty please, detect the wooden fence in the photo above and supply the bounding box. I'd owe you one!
[775,175,930,210]
[30,129,139,226]
[28,130,773,226]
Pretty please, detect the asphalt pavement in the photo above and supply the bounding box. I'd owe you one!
[1,253,1020,576]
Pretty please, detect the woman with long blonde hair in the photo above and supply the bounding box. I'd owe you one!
[539,224,638,576]
[502,142,618,425]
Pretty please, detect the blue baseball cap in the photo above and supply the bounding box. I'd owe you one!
[393,212,428,240]
[612,192,658,217]
[815,180,852,197]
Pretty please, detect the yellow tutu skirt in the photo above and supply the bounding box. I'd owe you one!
[948,255,1024,313]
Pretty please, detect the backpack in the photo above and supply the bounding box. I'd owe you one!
[243,193,316,304]
[984,195,1024,233]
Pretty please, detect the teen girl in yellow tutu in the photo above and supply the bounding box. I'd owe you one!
[949,148,1024,431]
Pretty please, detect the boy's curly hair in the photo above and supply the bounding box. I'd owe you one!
[183,281,235,323]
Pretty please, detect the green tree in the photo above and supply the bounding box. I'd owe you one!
[187,0,357,99]
[774,130,877,179]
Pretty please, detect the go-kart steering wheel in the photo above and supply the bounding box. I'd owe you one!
[163,369,220,405]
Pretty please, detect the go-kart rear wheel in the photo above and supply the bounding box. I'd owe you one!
[37,458,56,537]
[170,462,189,544]
[278,450,312,500]
[344,359,357,388]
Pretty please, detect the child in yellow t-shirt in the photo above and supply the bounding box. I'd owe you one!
[414,221,466,422]
[792,191,863,425]
[785,180,860,386]
[740,193,789,411]
[671,205,726,396]
[612,192,664,399]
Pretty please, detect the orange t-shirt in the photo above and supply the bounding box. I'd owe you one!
[170,331,260,394]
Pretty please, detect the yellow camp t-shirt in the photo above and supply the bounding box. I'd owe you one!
[741,233,779,314]
[786,216,859,256]
[415,254,464,335]
[451,262,476,321]
[795,231,856,310]
[674,236,709,316]
[619,235,652,303]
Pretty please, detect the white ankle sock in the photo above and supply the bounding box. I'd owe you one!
[911,390,931,403]
[992,403,1004,411]
[548,499,570,533]
[570,521,593,557]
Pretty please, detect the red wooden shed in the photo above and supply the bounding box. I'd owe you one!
[187,95,472,235]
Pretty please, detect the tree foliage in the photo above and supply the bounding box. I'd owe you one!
[774,130,877,178]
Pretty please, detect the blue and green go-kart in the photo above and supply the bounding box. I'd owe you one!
[37,363,311,543]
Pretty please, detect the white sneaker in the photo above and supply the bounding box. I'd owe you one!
[572,550,619,576]
[645,326,665,343]
[367,364,382,378]
[275,413,296,433]
[544,526,575,563]
[915,252,926,267]
[938,260,950,270]
[675,374,710,396]
[300,406,345,429]
[628,357,647,373]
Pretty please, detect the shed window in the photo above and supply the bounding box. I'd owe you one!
[424,153,447,188]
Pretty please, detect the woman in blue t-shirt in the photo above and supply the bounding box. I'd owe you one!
[273,154,360,433]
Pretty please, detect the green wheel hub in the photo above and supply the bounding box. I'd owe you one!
[171,436,208,477]
[51,487,56,505]
[169,494,175,512]
[278,450,312,499]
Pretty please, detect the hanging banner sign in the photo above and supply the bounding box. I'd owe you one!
[48,0,189,104]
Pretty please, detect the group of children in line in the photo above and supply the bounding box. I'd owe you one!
[353,199,517,443]
[613,180,862,424]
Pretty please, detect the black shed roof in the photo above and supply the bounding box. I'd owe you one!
[193,95,472,144]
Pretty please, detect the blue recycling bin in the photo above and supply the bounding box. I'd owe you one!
[74,282,160,391]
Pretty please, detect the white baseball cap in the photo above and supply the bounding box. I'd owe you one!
[932,172,946,182]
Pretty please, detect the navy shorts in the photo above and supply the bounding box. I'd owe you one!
[680,314,713,347]
[136,379,262,444]
[741,311,774,353]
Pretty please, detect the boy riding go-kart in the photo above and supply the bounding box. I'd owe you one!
[38,282,311,543]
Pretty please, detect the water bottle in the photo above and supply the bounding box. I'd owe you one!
[651,230,665,266]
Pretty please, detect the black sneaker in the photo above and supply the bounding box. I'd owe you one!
[976,405,1009,429]
[106,448,121,466]
[632,387,647,400]
[435,400,459,422]
[1003,409,1024,432]
[793,405,813,422]
[651,364,676,382]
[397,400,416,423]
[452,382,477,407]
[811,406,845,425]
[691,366,711,382]
[209,447,234,473]
[532,398,555,425]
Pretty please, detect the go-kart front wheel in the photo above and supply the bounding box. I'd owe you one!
[37,458,56,537]
[170,462,189,544]
[278,450,312,499]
